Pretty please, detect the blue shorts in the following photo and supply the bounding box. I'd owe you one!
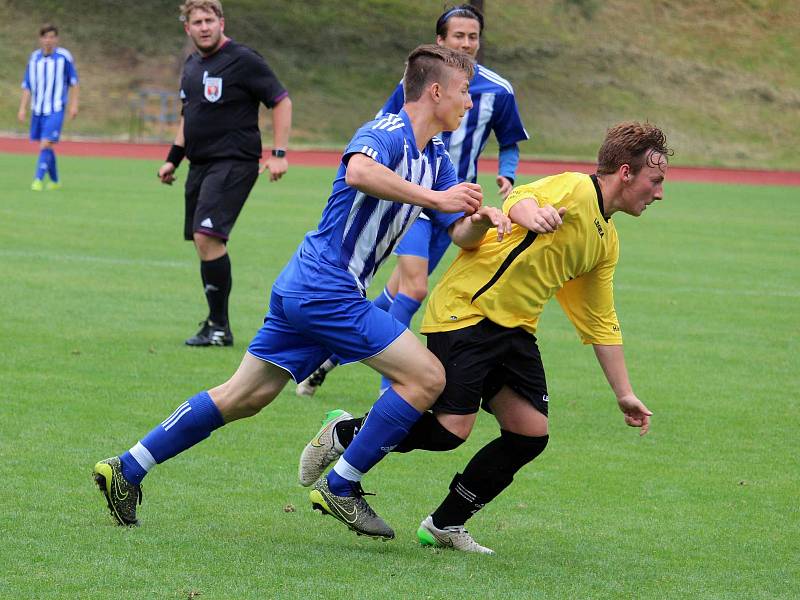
[247,289,407,382]
[394,216,453,275]
[30,112,65,142]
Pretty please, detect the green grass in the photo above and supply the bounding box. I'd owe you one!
[1,1,799,168]
[1,153,798,599]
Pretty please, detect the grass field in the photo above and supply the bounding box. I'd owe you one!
[1,153,798,599]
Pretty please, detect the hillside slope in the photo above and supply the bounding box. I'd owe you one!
[2,0,798,168]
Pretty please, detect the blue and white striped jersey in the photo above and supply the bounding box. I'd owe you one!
[274,110,461,297]
[378,64,528,184]
[21,48,79,116]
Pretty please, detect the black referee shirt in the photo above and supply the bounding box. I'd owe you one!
[180,39,287,163]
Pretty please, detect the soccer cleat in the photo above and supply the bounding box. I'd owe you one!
[31,179,44,191]
[417,515,495,554]
[309,477,395,539]
[298,409,352,486]
[93,456,143,526]
[295,364,330,397]
[185,320,233,347]
[45,181,62,191]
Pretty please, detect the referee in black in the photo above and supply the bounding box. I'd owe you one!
[158,0,292,347]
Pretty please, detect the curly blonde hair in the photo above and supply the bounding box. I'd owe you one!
[180,0,223,21]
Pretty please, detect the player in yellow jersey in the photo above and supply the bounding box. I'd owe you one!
[299,121,671,553]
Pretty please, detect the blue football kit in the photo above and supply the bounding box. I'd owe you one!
[248,110,461,382]
[21,46,79,184]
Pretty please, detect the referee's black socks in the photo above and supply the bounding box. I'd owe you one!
[201,254,232,326]
[431,430,549,528]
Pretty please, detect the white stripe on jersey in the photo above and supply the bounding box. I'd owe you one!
[53,56,65,112]
[373,114,403,131]
[34,59,46,114]
[478,65,514,94]
[42,58,55,115]
[466,92,496,182]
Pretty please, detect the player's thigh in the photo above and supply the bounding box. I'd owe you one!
[194,160,258,240]
[209,351,292,419]
[363,328,443,388]
[184,163,208,240]
[395,254,430,300]
[29,115,43,141]
[42,111,64,142]
[488,385,549,437]
[395,216,433,260]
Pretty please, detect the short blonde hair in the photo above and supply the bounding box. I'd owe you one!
[180,0,223,21]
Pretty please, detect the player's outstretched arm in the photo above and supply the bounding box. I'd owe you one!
[508,197,566,233]
[593,344,652,435]
[345,153,482,213]
[449,206,513,249]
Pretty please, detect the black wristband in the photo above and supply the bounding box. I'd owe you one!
[271,148,286,158]
[166,144,185,167]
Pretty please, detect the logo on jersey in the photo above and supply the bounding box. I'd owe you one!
[204,77,223,102]
[594,218,605,238]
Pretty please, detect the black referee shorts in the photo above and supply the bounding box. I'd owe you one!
[426,318,549,417]
[184,159,259,241]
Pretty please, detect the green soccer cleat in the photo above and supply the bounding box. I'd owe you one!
[298,409,352,486]
[93,456,143,526]
[309,477,394,540]
[31,179,44,191]
[417,515,495,554]
[45,181,62,191]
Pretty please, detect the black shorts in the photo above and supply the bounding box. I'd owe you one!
[184,159,259,241]
[426,318,549,416]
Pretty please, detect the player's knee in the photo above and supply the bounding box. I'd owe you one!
[500,429,549,466]
[402,281,428,303]
[415,359,446,403]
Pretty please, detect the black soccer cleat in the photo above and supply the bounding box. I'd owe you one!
[185,320,233,347]
[93,456,143,526]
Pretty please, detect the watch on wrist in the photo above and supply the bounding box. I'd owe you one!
[271,148,286,158]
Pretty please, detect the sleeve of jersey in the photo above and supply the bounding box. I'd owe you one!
[491,93,529,147]
[249,54,288,108]
[66,57,79,85]
[342,124,402,169]
[555,256,622,345]
[502,182,546,215]
[375,83,404,118]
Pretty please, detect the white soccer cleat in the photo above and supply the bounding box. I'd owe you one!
[416,515,495,555]
[295,360,337,397]
[298,409,352,486]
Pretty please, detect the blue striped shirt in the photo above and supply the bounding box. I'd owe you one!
[21,48,79,116]
[378,64,528,183]
[274,110,460,297]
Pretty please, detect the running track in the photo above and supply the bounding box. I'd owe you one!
[2,136,798,186]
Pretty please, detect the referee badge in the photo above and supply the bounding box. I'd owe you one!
[204,77,223,102]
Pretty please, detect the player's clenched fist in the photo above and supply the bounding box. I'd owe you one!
[157,162,177,185]
[434,182,483,214]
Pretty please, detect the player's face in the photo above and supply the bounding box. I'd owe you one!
[185,8,225,55]
[620,151,668,216]
[437,17,481,57]
[436,67,473,131]
[39,32,58,55]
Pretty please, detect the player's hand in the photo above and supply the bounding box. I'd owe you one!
[18,108,27,123]
[260,156,288,181]
[528,205,567,233]
[157,162,177,185]
[470,206,513,241]
[434,182,482,214]
[617,394,653,436]
[496,175,513,199]
[68,106,79,120]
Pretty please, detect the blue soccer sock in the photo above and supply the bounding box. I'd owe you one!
[327,387,421,496]
[119,391,225,485]
[34,149,48,181]
[372,286,395,312]
[45,148,58,182]
[378,293,422,392]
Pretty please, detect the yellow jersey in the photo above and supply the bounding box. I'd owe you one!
[421,172,623,345]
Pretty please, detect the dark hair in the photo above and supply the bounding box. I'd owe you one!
[403,44,475,102]
[39,24,58,37]
[436,4,484,38]
[597,122,673,175]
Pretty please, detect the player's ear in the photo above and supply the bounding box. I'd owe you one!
[219,17,225,32]
[430,82,442,102]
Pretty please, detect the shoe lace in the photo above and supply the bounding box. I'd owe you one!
[349,481,375,498]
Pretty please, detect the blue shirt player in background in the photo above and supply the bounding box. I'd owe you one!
[18,24,80,192]
[93,44,512,541]
[297,3,528,396]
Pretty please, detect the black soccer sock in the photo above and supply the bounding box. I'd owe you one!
[200,254,232,326]
[334,411,464,452]
[431,430,549,528]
